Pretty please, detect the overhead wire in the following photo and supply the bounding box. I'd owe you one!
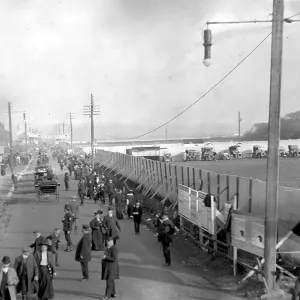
[102,12,300,140]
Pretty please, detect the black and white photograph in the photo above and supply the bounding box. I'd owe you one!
[0,0,300,299]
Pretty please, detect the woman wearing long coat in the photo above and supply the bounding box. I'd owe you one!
[115,190,125,220]
[34,243,56,300]
[89,210,106,251]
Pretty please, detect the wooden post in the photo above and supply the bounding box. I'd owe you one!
[217,174,220,210]
[233,195,238,276]
[207,172,211,194]
[236,177,239,209]
[249,178,253,213]
[264,0,284,291]
[226,175,230,203]
[181,166,184,185]
[192,167,195,190]
[187,167,190,187]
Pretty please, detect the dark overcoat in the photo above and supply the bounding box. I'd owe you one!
[132,206,143,223]
[101,246,119,280]
[89,218,105,250]
[103,215,121,240]
[29,235,45,253]
[75,233,92,262]
[14,254,39,295]
[34,251,56,274]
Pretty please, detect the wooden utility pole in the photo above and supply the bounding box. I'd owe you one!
[83,94,100,169]
[91,95,94,168]
[23,112,28,157]
[264,0,284,291]
[8,102,14,175]
[238,112,242,137]
[68,112,74,152]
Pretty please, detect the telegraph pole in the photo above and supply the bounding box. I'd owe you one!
[83,94,100,169]
[23,112,28,157]
[264,0,284,291]
[8,102,14,175]
[238,112,242,137]
[68,112,74,152]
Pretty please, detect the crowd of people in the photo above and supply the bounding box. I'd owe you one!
[0,147,177,300]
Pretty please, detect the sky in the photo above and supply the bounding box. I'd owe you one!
[0,0,299,141]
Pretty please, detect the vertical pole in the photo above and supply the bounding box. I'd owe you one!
[24,113,28,158]
[233,195,238,276]
[69,113,73,152]
[62,122,65,135]
[91,94,95,170]
[238,111,241,137]
[8,102,14,175]
[264,0,284,291]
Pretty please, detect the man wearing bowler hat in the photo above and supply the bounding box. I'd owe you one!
[0,256,19,300]
[14,247,39,300]
[101,237,119,299]
[75,224,92,281]
[29,230,45,254]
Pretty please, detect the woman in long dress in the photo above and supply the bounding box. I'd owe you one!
[89,210,106,251]
[34,241,56,300]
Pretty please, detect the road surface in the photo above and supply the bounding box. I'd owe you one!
[0,158,244,300]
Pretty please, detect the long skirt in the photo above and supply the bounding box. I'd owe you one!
[38,266,54,300]
[91,229,104,251]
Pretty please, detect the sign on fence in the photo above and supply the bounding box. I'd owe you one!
[178,184,190,219]
[178,184,216,234]
[231,212,265,257]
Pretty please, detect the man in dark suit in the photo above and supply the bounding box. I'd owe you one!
[75,224,92,281]
[101,237,119,299]
[49,228,61,266]
[132,202,143,235]
[62,205,74,252]
[29,230,45,254]
[157,213,175,266]
[14,247,39,300]
[103,208,121,245]
[106,179,115,206]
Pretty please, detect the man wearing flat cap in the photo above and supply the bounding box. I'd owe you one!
[29,230,45,254]
[75,224,92,281]
[14,247,39,300]
[0,256,19,300]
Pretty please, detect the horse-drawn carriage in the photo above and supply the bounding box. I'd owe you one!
[35,179,60,203]
[33,166,48,186]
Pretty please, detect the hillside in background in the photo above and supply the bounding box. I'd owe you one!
[241,111,300,141]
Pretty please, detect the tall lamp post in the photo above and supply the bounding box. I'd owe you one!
[203,0,299,291]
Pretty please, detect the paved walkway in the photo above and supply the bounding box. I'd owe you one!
[0,158,244,300]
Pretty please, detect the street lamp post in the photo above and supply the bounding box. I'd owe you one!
[203,0,295,291]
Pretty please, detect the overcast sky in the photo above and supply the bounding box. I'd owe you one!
[0,0,299,141]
